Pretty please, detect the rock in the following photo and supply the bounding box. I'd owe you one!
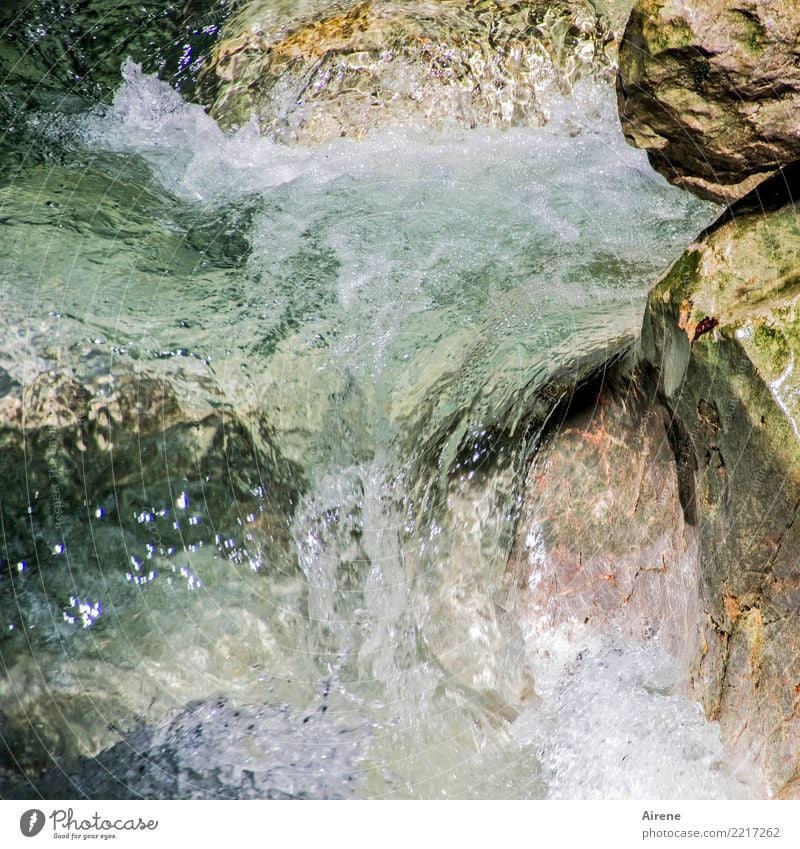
[199,0,617,143]
[616,0,800,203]
[639,187,800,795]
[0,363,301,583]
[774,773,800,800]
[1,695,368,799]
[0,360,308,774]
[508,186,800,796]
[506,378,703,674]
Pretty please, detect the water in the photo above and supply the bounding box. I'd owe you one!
[0,23,750,798]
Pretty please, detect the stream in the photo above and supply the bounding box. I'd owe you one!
[0,0,754,799]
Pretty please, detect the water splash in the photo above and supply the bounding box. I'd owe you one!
[513,625,761,799]
[0,62,732,798]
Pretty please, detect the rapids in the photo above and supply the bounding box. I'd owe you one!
[0,5,750,799]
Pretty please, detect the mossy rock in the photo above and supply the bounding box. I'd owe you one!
[617,0,800,203]
[639,199,800,794]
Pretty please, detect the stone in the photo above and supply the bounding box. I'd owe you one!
[617,0,800,203]
[1,696,368,799]
[506,378,703,674]
[199,0,618,143]
[508,181,800,796]
[0,361,308,774]
[638,184,800,795]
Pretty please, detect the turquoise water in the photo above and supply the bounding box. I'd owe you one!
[0,22,749,797]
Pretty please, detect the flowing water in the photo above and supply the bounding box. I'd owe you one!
[0,2,756,799]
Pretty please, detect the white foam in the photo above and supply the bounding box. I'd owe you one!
[80,61,676,213]
[513,624,762,799]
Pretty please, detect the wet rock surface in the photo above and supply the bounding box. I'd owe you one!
[0,360,309,777]
[509,191,800,797]
[641,197,800,797]
[617,0,800,203]
[506,379,702,673]
[200,0,617,143]
[1,695,367,799]
[509,0,800,796]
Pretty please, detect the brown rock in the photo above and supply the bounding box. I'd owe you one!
[508,192,800,796]
[506,380,702,672]
[617,0,800,203]
[639,197,800,795]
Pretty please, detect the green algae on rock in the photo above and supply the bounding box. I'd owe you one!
[640,201,800,796]
[617,0,800,203]
[199,0,618,143]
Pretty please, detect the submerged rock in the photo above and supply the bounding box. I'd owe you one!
[199,0,617,143]
[509,182,800,797]
[0,358,309,775]
[617,0,800,203]
[2,695,368,799]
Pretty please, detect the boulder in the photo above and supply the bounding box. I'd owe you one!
[2,696,367,799]
[639,178,800,795]
[508,178,800,797]
[617,0,800,203]
[0,361,307,775]
[199,0,617,143]
[506,379,704,673]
